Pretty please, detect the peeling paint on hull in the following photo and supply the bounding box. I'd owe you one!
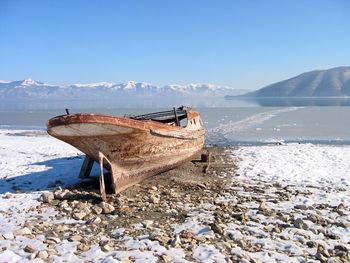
[47,109,205,193]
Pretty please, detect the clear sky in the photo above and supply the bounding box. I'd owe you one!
[0,0,349,90]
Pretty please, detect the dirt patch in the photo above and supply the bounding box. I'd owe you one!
[67,146,236,229]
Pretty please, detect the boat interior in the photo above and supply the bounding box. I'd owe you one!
[126,106,188,127]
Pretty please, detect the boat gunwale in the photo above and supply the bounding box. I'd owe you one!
[47,110,203,134]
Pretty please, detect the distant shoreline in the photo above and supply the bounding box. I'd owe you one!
[224,96,350,107]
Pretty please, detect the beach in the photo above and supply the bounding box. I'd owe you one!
[2,0,350,261]
[0,128,349,262]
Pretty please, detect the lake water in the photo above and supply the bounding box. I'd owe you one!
[1,105,350,146]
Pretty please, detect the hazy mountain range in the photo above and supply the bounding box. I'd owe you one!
[0,79,248,100]
[2,66,350,109]
[238,66,350,98]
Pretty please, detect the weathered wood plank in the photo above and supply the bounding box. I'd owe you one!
[99,173,107,202]
[78,155,94,178]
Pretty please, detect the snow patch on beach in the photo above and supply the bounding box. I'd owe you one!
[231,143,350,247]
[234,143,350,192]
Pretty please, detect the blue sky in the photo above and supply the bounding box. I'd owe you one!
[0,0,349,90]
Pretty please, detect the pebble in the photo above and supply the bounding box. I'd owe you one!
[161,254,174,263]
[47,237,61,244]
[2,232,14,240]
[47,249,57,256]
[99,202,115,214]
[143,220,154,228]
[29,253,36,260]
[55,224,69,232]
[210,222,223,234]
[87,217,102,225]
[149,233,170,245]
[293,218,309,230]
[63,206,73,213]
[5,193,14,199]
[102,244,114,252]
[54,190,70,199]
[170,234,181,247]
[77,243,90,252]
[306,241,317,248]
[13,227,31,236]
[24,245,36,253]
[334,244,348,252]
[91,205,103,215]
[69,235,83,242]
[258,202,267,210]
[149,196,160,204]
[279,234,290,240]
[316,251,328,262]
[326,258,342,263]
[73,212,87,220]
[37,250,49,259]
[40,192,54,203]
[180,230,193,241]
[294,204,309,210]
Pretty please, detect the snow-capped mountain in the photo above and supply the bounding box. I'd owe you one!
[0,78,61,99]
[0,79,247,100]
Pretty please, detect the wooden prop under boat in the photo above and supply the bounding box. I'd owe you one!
[47,107,205,199]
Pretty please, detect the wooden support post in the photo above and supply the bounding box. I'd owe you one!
[78,155,94,178]
[98,152,115,202]
[99,169,107,202]
[99,152,107,202]
[201,151,211,174]
[173,107,180,126]
[201,152,211,163]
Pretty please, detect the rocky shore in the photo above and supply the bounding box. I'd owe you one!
[1,146,349,262]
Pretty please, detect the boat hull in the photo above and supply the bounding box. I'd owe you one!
[47,110,205,193]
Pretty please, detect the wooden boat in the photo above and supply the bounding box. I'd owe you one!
[47,107,205,198]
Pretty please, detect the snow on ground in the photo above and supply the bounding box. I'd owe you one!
[0,129,85,262]
[234,144,350,207]
[0,129,84,193]
[0,128,349,262]
[231,144,350,261]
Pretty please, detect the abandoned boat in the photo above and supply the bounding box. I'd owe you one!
[47,107,205,197]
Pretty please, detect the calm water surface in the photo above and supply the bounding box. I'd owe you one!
[1,106,350,146]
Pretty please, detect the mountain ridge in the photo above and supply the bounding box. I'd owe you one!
[0,79,249,100]
[238,66,350,97]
